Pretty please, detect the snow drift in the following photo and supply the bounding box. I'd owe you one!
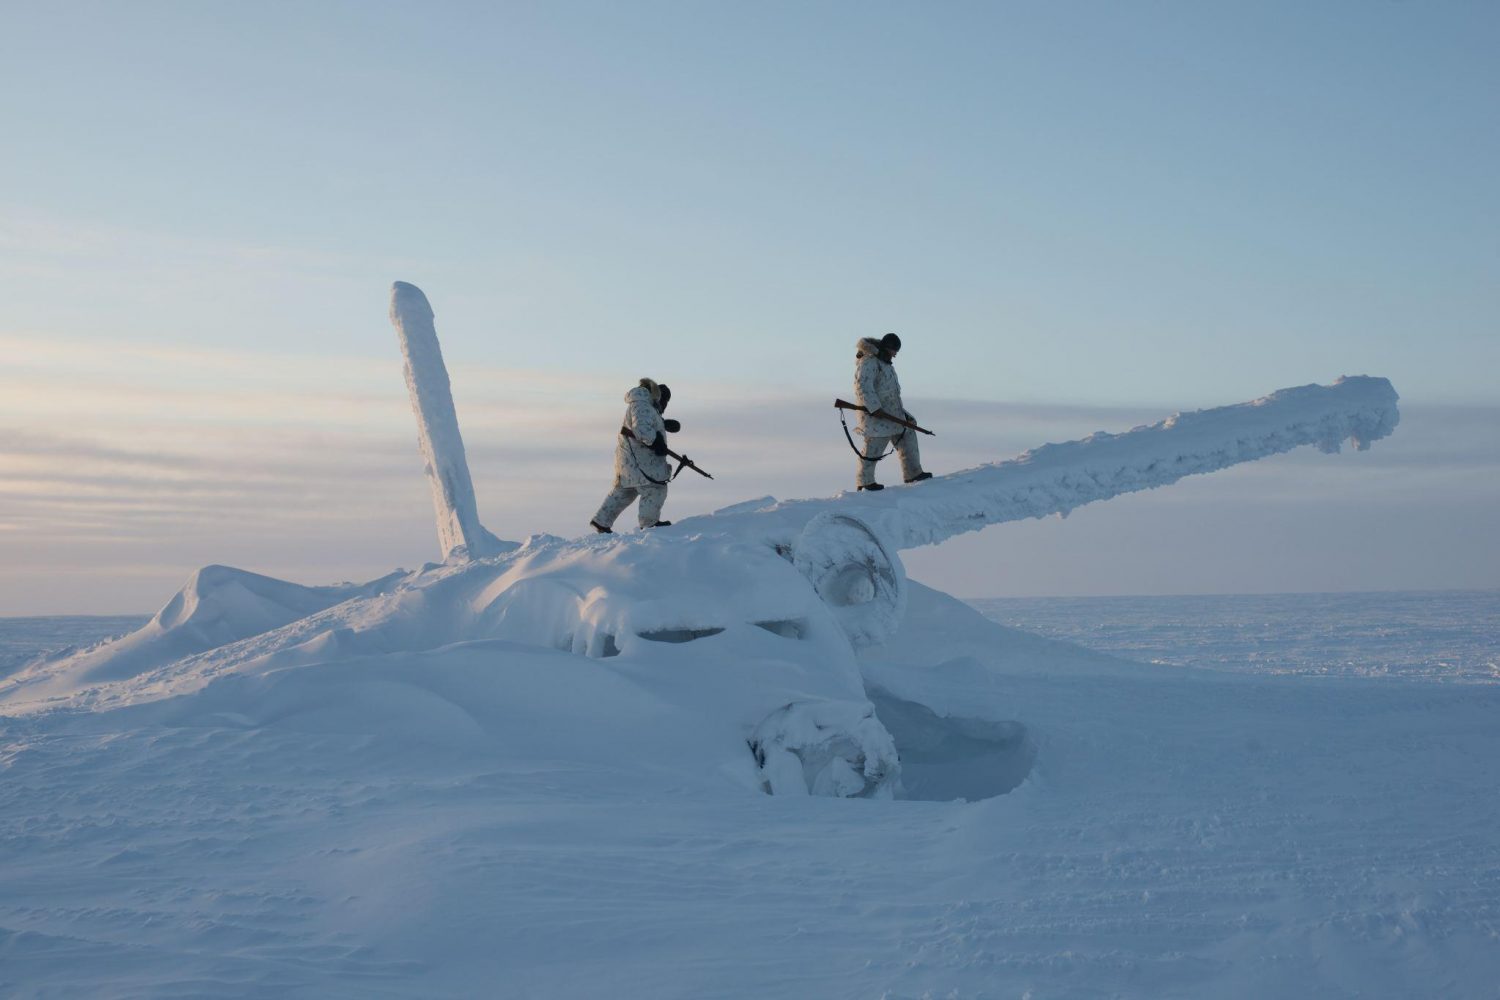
[8,586,1497,999]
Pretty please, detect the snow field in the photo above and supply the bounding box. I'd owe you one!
[3,585,1498,998]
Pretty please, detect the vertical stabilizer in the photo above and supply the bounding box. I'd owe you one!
[389,281,509,560]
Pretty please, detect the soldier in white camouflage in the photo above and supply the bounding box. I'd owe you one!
[590,378,681,533]
[853,333,931,491]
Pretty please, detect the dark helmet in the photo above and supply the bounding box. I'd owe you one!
[879,332,902,354]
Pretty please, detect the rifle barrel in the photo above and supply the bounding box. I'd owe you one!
[667,449,713,479]
[832,399,934,436]
[620,425,714,478]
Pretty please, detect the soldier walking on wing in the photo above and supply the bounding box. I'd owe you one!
[852,333,932,491]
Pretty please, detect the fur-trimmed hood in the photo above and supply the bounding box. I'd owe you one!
[855,337,887,360]
[626,378,662,406]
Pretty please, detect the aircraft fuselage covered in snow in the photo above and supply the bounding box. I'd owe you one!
[0,283,1400,799]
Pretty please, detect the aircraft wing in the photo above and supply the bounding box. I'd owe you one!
[675,376,1400,552]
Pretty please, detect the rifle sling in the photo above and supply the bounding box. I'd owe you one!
[618,425,671,487]
[838,407,905,462]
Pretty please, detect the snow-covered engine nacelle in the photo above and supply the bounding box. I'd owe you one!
[790,511,907,650]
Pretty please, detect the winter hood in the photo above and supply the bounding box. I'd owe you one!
[627,378,662,406]
[856,337,888,360]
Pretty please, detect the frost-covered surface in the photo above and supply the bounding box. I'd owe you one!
[0,532,896,813]
[682,375,1400,551]
[750,698,899,797]
[972,590,1500,682]
[390,281,510,560]
[0,616,146,681]
[790,510,908,649]
[3,587,1498,998]
[1,565,403,709]
[0,534,863,716]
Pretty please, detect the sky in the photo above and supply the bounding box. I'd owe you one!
[2,0,1497,614]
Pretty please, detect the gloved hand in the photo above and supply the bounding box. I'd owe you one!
[650,434,671,457]
[663,418,681,433]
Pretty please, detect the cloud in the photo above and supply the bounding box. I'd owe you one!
[0,428,209,472]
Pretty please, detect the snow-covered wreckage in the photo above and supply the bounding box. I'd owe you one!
[0,282,1401,801]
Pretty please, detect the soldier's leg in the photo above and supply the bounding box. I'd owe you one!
[636,484,668,528]
[894,431,926,482]
[858,435,891,487]
[591,485,638,529]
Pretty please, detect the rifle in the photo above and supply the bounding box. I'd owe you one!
[620,426,714,480]
[833,399,935,436]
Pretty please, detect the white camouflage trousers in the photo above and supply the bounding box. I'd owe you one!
[857,431,923,487]
[591,483,667,530]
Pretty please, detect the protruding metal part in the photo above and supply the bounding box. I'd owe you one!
[389,281,509,561]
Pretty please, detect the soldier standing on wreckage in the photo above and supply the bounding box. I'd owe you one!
[589,378,681,533]
[852,333,932,491]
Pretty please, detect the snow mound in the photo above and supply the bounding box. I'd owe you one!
[3,535,902,799]
[1,565,404,706]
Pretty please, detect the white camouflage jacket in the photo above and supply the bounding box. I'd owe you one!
[853,337,910,438]
[614,384,671,488]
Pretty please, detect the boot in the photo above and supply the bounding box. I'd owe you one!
[648,520,672,528]
[905,472,933,484]
[857,482,885,492]
[590,520,613,534]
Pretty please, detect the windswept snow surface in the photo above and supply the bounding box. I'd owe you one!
[0,616,145,681]
[2,587,1498,998]
[972,591,1500,682]
[0,565,405,710]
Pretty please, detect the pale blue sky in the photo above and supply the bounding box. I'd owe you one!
[2,1,1497,611]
